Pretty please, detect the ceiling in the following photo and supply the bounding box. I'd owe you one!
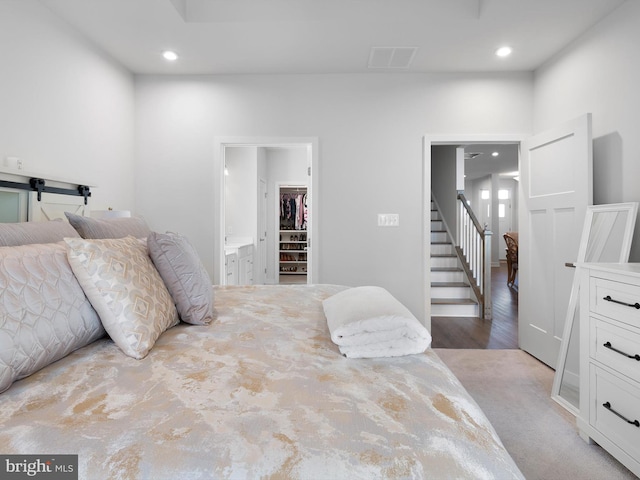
[464,144,519,181]
[38,0,627,75]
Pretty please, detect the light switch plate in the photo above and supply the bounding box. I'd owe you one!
[378,213,399,227]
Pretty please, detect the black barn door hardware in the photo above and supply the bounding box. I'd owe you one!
[0,178,91,204]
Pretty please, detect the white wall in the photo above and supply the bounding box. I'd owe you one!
[2,1,534,322]
[135,73,533,320]
[534,0,640,260]
[431,145,458,238]
[0,0,135,210]
[225,146,258,240]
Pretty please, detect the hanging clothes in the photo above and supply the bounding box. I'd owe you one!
[280,190,307,230]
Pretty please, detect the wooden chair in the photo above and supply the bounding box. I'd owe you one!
[503,232,518,287]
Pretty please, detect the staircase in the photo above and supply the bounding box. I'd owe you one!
[430,201,479,317]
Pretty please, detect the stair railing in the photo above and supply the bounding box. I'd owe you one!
[456,193,492,320]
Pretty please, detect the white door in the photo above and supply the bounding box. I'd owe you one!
[28,192,89,221]
[519,114,592,367]
[498,188,513,261]
[257,178,267,284]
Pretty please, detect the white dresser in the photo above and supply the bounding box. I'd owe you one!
[578,263,640,477]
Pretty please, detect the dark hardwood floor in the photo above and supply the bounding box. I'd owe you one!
[431,262,518,349]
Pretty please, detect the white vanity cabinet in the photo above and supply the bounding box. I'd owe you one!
[225,251,238,286]
[225,240,254,286]
[237,244,254,285]
[578,263,640,477]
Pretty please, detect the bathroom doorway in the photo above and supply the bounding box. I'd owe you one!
[214,137,318,286]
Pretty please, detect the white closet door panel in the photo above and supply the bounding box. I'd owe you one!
[28,192,90,221]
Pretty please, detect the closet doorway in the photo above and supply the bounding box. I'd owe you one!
[214,137,318,286]
[278,185,308,284]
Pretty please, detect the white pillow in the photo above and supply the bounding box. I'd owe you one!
[64,236,179,359]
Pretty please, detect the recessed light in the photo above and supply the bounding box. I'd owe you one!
[495,46,512,58]
[492,152,499,157]
[162,50,178,61]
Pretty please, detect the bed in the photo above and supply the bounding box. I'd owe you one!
[0,217,524,479]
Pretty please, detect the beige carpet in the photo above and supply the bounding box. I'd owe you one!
[434,349,637,480]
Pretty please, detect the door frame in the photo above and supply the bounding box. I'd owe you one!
[423,134,526,332]
[257,177,267,285]
[213,136,319,285]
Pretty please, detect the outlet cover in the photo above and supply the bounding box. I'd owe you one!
[378,214,399,227]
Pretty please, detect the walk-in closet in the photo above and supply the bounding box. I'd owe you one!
[279,186,308,284]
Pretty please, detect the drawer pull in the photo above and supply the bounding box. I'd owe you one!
[603,295,640,309]
[603,341,640,361]
[603,402,640,427]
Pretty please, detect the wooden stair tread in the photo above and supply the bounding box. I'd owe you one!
[431,298,477,305]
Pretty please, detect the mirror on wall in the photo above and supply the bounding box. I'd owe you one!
[551,202,638,415]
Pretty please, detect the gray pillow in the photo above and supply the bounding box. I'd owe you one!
[0,242,105,393]
[147,232,214,325]
[0,219,80,247]
[65,212,151,239]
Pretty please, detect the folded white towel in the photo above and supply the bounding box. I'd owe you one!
[322,286,432,358]
[337,335,431,359]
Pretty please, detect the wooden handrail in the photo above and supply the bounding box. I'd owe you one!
[457,193,485,236]
[455,192,492,320]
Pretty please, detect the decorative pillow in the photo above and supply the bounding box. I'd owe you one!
[0,242,105,393]
[65,212,151,239]
[147,232,214,325]
[64,236,179,359]
[0,219,80,247]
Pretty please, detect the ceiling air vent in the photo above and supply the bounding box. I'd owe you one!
[368,47,418,69]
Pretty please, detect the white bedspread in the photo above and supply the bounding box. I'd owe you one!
[0,285,523,480]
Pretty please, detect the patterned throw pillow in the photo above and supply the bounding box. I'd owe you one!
[147,232,214,325]
[0,242,104,393]
[65,236,179,359]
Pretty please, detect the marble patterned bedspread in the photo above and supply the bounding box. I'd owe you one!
[0,285,523,479]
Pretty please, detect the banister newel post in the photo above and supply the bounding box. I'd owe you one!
[483,229,493,320]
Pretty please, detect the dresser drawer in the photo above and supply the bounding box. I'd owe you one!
[590,277,640,328]
[590,365,640,462]
[591,318,640,383]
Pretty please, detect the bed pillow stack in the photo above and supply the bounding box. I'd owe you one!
[1,215,215,394]
[62,214,214,355]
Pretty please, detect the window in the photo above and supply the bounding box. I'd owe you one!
[498,189,509,200]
